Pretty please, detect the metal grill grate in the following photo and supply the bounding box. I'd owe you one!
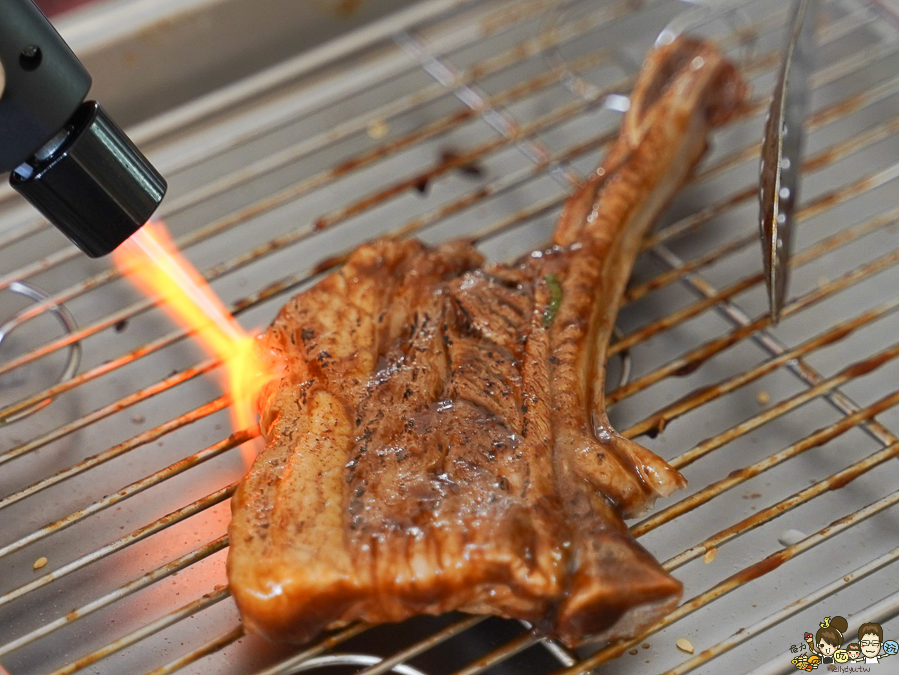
[1,0,899,673]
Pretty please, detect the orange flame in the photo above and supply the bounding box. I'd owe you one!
[113,222,269,463]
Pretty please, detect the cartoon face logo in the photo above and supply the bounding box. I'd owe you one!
[833,649,849,664]
[861,634,882,658]
[817,639,836,656]
[884,640,899,656]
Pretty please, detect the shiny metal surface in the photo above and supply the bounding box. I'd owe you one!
[759,0,818,322]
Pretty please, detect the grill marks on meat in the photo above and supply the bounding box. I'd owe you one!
[228,37,747,647]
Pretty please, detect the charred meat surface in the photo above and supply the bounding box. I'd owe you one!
[228,37,747,647]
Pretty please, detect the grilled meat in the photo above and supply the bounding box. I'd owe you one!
[228,36,747,647]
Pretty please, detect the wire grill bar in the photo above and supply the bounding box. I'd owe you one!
[0,430,249,568]
[622,295,899,441]
[610,234,899,418]
[0,361,217,464]
[641,382,899,546]
[353,617,487,675]
[664,434,899,572]
[0,397,231,517]
[3,0,899,673]
[452,633,541,675]
[666,542,899,673]
[627,111,899,302]
[646,233,899,443]
[0,482,236,610]
[0,536,229,659]
[610,221,899,402]
[142,626,246,675]
[613,165,899,359]
[45,586,232,675]
[252,625,373,675]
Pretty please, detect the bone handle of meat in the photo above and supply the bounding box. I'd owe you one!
[542,39,749,642]
[549,38,748,516]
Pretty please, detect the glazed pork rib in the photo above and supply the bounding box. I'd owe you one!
[228,37,747,647]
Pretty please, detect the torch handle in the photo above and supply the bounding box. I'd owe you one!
[0,0,91,173]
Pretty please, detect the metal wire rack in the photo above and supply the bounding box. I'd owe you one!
[1,0,899,673]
